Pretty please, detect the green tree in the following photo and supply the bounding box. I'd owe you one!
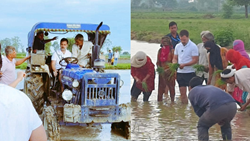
[112,46,122,53]
[67,38,75,52]
[51,41,60,52]
[44,36,51,54]
[102,39,112,53]
[228,0,250,18]
[222,3,233,18]
[11,36,23,52]
[0,38,11,52]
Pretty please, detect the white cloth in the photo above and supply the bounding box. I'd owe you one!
[114,52,120,59]
[72,41,93,67]
[196,43,209,78]
[227,68,250,93]
[52,49,72,70]
[0,56,16,85]
[0,84,42,141]
[174,39,199,73]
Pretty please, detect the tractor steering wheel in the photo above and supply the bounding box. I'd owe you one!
[59,57,78,66]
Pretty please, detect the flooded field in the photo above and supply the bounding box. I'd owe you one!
[17,69,130,141]
[131,40,250,140]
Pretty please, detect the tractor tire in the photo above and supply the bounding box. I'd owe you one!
[44,106,60,141]
[111,121,131,139]
[24,73,45,114]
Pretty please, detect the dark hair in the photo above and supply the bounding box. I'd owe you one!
[60,38,68,44]
[161,36,172,46]
[189,76,203,88]
[221,69,233,81]
[75,34,84,40]
[169,21,177,28]
[180,30,189,37]
[36,30,44,36]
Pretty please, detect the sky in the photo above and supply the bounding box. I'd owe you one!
[0,0,131,53]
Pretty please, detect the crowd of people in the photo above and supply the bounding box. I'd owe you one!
[131,21,250,140]
[108,49,120,66]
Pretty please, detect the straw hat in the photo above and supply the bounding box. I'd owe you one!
[131,51,147,68]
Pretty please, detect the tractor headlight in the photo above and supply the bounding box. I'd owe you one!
[62,89,73,101]
[72,79,79,87]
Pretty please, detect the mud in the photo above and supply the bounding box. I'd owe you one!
[131,40,250,140]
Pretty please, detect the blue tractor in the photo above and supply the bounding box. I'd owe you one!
[23,22,130,140]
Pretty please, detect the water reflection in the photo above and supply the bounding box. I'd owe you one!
[131,40,250,140]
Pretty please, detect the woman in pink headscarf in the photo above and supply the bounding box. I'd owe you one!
[233,40,250,60]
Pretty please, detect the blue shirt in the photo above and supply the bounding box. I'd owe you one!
[188,85,235,117]
[166,33,180,49]
[108,52,113,59]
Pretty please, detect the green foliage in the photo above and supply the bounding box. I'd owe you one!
[193,64,205,73]
[216,78,226,86]
[0,37,23,52]
[214,29,234,47]
[156,67,164,75]
[228,0,250,18]
[112,46,122,54]
[167,63,179,78]
[222,3,233,19]
[44,36,51,54]
[104,63,130,69]
[67,38,75,52]
[16,62,27,69]
[213,69,223,76]
[142,81,149,92]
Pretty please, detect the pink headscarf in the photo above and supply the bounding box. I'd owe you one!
[233,40,250,60]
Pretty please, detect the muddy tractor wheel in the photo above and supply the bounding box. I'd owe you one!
[24,73,45,114]
[44,106,60,141]
[111,121,131,139]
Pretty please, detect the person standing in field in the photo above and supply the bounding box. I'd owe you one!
[131,51,155,102]
[196,31,210,84]
[114,50,120,66]
[172,30,199,104]
[108,50,113,65]
[156,36,175,102]
[165,21,180,49]
[232,39,250,60]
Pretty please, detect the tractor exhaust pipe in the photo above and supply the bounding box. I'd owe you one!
[92,22,103,68]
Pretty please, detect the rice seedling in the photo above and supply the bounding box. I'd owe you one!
[193,64,205,73]
[167,63,179,79]
[156,67,164,75]
[142,82,149,92]
[216,78,226,86]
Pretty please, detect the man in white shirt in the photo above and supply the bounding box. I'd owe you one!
[51,38,72,92]
[114,50,120,66]
[196,31,211,84]
[172,30,199,104]
[221,68,250,111]
[0,84,47,141]
[0,46,30,85]
[72,34,93,68]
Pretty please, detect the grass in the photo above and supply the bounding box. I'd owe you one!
[105,54,130,60]
[16,62,27,69]
[16,62,130,70]
[131,12,250,50]
[105,63,130,70]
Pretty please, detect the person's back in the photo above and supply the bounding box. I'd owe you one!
[189,85,235,113]
[0,84,46,141]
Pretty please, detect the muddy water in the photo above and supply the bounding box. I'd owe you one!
[17,70,130,141]
[131,40,250,140]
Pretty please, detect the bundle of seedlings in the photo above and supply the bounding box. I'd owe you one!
[142,81,149,92]
[167,63,180,79]
[216,78,226,86]
[193,64,205,73]
[156,67,164,75]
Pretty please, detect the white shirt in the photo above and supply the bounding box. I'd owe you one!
[0,56,16,85]
[72,41,93,67]
[114,52,120,58]
[52,49,72,70]
[0,84,42,141]
[227,68,250,93]
[174,39,199,73]
[196,43,209,78]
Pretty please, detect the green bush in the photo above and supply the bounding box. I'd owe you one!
[214,29,234,47]
[222,3,233,19]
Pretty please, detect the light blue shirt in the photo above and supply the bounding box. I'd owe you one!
[108,52,113,59]
[174,39,199,73]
